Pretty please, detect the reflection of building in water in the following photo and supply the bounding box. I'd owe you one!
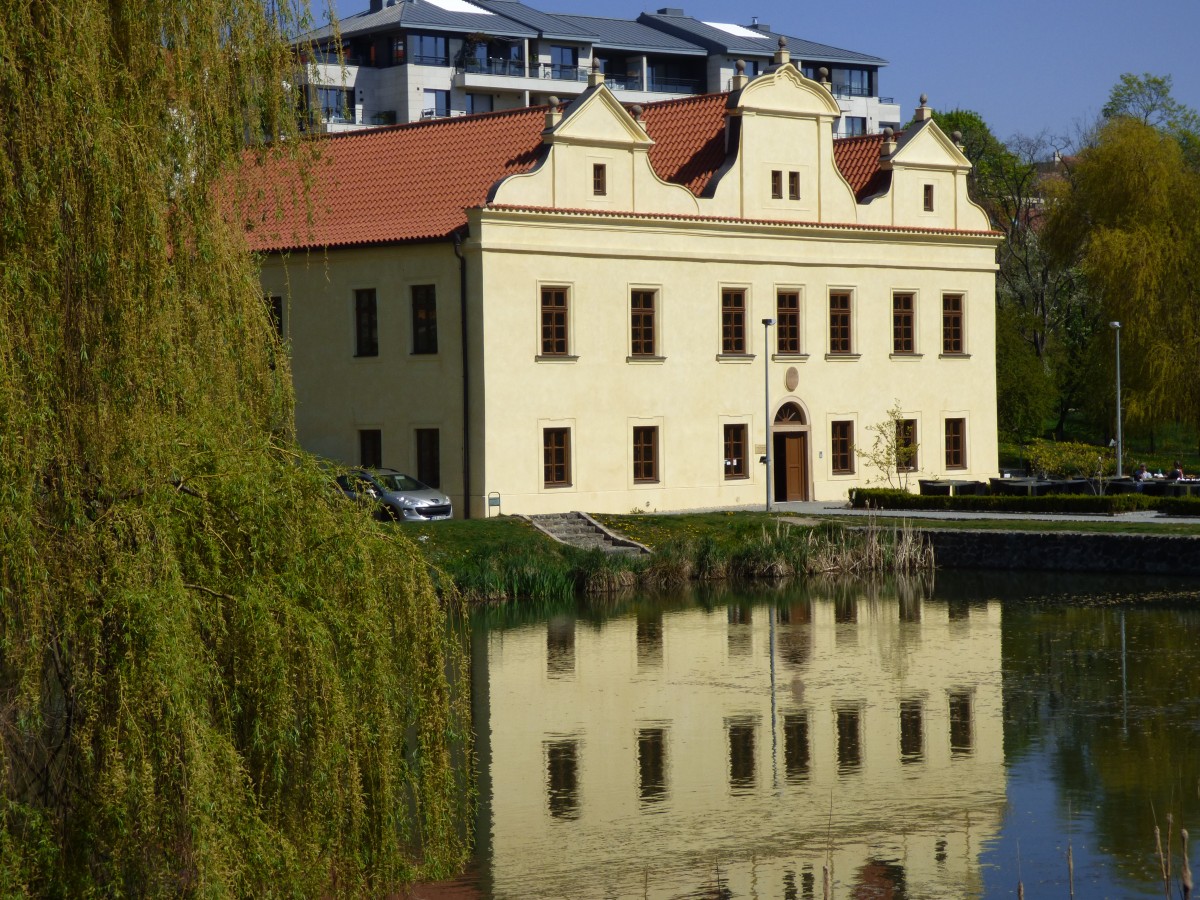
[475,593,1005,898]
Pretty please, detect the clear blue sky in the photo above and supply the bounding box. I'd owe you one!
[328,0,1200,143]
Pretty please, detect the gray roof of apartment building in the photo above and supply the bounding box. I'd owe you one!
[549,13,708,54]
[306,0,537,42]
[468,0,596,40]
[305,0,886,68]
[636,10,887,65]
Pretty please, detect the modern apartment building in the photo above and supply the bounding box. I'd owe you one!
[301,0,900,136]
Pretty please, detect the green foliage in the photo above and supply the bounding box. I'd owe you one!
[849,488,1155,514]
[1155,496,1200,517]
[996,306,1056,441]
[1025,439,1116,479]
[1103,72,1200,168]
[856,401,919,489]
[0,0,470,893]
[1045,116,1200,430]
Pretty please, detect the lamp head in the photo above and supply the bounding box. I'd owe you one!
[762,318,776,326]
[1109,321,1121,329]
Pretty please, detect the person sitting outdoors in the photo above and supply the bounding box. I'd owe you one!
[1133,463,1152,482]
[1171,460,1185,480]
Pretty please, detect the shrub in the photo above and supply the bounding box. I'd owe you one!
[849,487,1156,514]
[1157,497,1200,516]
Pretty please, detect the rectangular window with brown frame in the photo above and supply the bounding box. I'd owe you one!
[892,292,914,354]
[923,183,934,211]
[788,170,800,200]
[776,290,800,354]
[593,163,606,196]
[416,427,440,487]
[895,418,918,472]
[411,284,437,354]
[831,420,854,474]
[770,169,783,199]
[723,423,747,479]
[721,289,746,355]
[543,427,571,487]
[355,288,378,357]
[943,294,964,354]
[540,287,569,356]
[945,417,966,469]
[829,290,852,354]
[633,425,659,483]
[630,289,656,357]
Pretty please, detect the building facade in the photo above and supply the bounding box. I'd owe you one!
[301,0,900,137]
[249,55,1000,517]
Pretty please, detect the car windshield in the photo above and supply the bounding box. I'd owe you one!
[375,472,426,492]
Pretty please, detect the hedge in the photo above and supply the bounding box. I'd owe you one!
[1156,496,1200,516]
[848,488,1158,515]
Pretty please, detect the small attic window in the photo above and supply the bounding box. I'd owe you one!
[770,170,783,199]
[593,163,607,196]
[923,184,935,212]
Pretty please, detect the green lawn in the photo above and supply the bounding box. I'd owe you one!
[404,509,1200,566]
[403,515,569,569]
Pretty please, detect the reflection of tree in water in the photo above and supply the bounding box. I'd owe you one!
[1001,602,1200,881]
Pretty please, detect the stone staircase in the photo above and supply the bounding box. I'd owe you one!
[527,511,649,555]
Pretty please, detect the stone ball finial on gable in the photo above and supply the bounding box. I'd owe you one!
[736,59,746,74]
[592,58,600,72]
[778,36,787,49]
[952,130,962,143]
[883,126,894,138]
[548,95,560,107]
[630,104,643,121]
[915,93,932,121]
[819,66,829,81]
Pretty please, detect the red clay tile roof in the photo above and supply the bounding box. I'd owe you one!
[832,131,892,200]
[640,92,729,196]
[235,92,891,252]
[237,106,548,252]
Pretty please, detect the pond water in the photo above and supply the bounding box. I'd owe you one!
[417,571,1200,899]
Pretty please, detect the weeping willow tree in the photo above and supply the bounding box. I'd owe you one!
[0,0,471,893]
[1044,117,1200,432]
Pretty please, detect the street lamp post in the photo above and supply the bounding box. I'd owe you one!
[763,318,775,512]
[1111,321,1123,477]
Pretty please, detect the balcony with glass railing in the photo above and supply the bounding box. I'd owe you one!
[454,59,701,95]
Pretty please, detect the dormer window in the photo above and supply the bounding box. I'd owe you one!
[593,163,607,196]
[770,170,782,199]
[923,184,934,212]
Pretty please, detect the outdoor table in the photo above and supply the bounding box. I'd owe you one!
[990,477,1055,496]
[1172,480,1200,497]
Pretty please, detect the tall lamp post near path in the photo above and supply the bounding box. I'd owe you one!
[763,317,775,512]
[1111,321,1123,477]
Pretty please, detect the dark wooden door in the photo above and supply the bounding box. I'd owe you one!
[774,433,809,501]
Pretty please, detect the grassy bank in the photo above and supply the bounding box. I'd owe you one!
[406,512,931,604]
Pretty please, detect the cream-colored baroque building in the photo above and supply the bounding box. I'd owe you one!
[251,48,1001,517]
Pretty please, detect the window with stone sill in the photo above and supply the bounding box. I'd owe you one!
[721,289,746,355]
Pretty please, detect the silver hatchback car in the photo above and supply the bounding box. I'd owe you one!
[337,468,453,522]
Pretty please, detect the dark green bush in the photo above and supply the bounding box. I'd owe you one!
[1157,497,1200,516]
[848,488,1157,514]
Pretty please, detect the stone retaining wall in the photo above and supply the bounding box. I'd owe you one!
[922,529,1200,575]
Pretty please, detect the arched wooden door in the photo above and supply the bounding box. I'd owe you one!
[772,401,810,502]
